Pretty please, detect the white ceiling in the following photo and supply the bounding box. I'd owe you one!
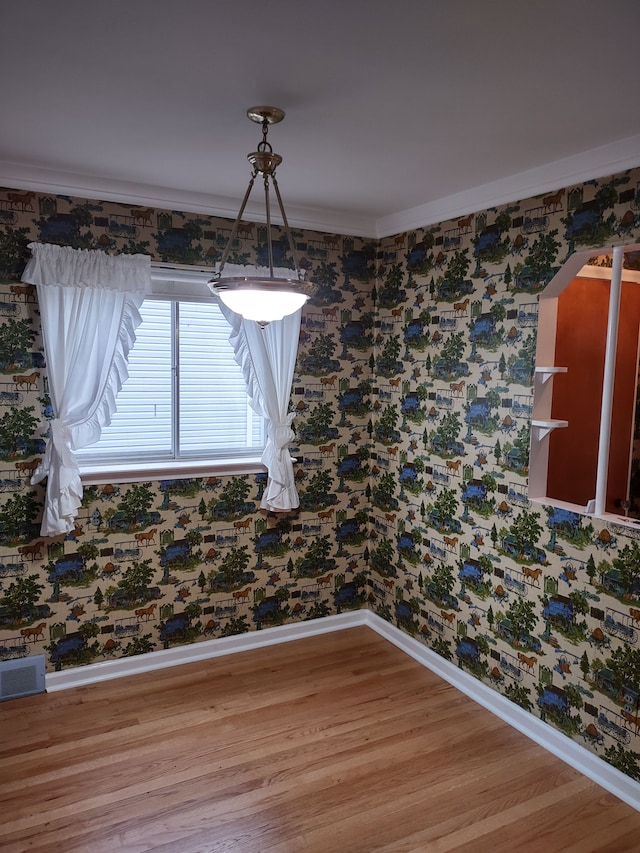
[1,0,639,238]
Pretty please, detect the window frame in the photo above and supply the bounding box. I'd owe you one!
[529,241,640,528]
[78,264,266,485]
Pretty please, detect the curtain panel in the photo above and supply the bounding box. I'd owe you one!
[218,271,302,512]
[22,243,151,536]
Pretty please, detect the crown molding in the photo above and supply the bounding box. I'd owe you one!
[3,133,640,243]
[375,133,640,239]
[0,162,377,239]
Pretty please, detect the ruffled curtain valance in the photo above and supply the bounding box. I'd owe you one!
[21,243,151,536]
[23,242,151,292]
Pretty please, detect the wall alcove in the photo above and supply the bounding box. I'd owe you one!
[529,242,640,522]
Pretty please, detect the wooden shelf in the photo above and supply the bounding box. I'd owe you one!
[532,418,568,440]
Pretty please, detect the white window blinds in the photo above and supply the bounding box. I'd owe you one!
[76,298,264,465]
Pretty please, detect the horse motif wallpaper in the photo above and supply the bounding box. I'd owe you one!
[1,169,640,785]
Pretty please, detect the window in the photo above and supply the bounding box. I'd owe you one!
[529,242,640,525]
[77,280,265,482]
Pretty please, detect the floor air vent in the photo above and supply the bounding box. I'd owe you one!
[0,655,46,701]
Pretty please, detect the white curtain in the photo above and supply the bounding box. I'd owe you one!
[218,266,302,512]
[21,243,151,536]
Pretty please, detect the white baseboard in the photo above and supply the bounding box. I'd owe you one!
[46,609,640,812]
[363,612,640,813]
[45,611,365,692]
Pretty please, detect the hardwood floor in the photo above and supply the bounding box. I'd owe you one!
[1,626,639,852]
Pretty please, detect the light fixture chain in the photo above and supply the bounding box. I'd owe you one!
[217,170,258,275]
[256,117,274,155]
[271,174,305,280]
[264,173,274,276]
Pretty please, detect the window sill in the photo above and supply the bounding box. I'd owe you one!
[529,494,591,515]
[529,494,640,533]
[80,456,266,486]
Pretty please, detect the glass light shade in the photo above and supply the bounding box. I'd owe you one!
[212,278,309,324]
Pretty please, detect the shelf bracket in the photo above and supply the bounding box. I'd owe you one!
[534,366,568,384]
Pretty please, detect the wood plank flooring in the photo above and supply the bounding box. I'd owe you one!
[1,626,639,852]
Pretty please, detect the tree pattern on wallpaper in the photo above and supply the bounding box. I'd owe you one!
[1,172,640,784]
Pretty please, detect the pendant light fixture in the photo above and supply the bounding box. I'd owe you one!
[209,106,315,327]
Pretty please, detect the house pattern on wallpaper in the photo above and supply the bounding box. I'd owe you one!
[1,171,640,784]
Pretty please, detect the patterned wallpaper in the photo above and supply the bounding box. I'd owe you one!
[1,170,640,784]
